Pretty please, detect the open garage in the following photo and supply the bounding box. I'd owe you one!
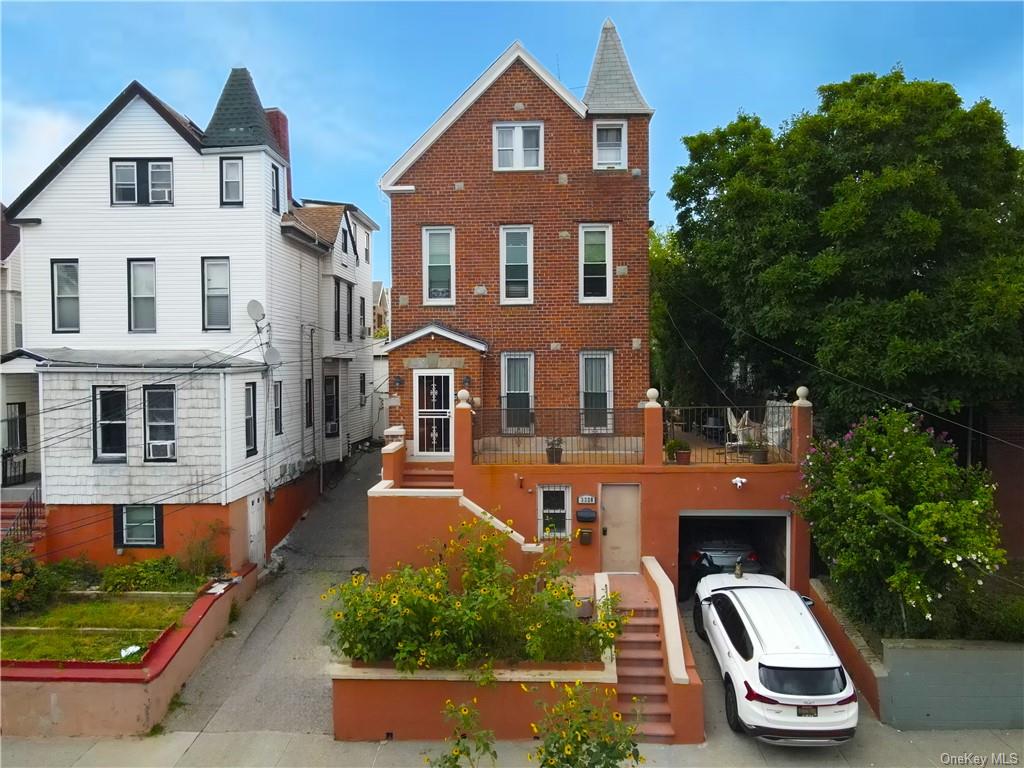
[677,511,790,599]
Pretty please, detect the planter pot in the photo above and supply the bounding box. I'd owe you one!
[750,448,768,464]
[546,447,563,464]
[675,450,691,465]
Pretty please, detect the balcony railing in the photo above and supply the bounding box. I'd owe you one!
[664,403,793,464]
[473,405,644,465]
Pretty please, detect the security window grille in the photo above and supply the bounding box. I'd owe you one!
[123,505,158,546]
[271,165,281,212]
[423,227,454,304]
[538,485,570,539]
[5,403,27,452]
[274,381,283,435]
[52,260,80,332]
[494,123,543,170]
[221,158,243,205]
[144,386,176,461]
[502,352,533,433]
[580,225,612,302]
[148,161,173,203]
[304,378,313,428]
[94,387,127,462]
[112,162,138,204]
[245,382,257,457]
[203,258,230,330]
[129,259,156,331]
[501,226,532,303]
[581,352,613,432]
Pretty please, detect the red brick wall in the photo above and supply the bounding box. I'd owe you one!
[387,336,484,434]
[389,60,651,416]
[987,402,1024,557]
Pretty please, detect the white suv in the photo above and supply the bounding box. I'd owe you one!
[693,572,858,746]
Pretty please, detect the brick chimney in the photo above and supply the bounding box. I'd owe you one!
[265,108,291,205]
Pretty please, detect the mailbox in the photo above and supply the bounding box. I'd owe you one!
[579,528,593,546]
[575,508,597,523]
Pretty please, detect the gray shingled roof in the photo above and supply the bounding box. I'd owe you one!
[583,19,653,115]
[204,68,282,152]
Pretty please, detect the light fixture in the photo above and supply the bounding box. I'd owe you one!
[462,375,472,388]
[394,374,404,388]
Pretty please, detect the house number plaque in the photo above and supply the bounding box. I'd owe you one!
[577,494,596,505]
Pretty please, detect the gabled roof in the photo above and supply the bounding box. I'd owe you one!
[289,204,346,246]
[383,323,488,353]
[583,19,653,115]
[5,81,205,218]
[1,205,20,261]
[380,41,587,192]
[204,68,282,154]
[373,281,388,306]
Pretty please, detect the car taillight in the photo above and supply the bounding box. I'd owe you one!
[743,681,780,705]
[688,550,702,563]
[835,691,858,706]
[746,551,759,562]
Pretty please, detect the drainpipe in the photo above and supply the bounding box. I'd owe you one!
[220,371,229,505]
[311,326,322,495]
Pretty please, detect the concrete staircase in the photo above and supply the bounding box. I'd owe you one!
[401,462,454,489]
[612,576,676,743]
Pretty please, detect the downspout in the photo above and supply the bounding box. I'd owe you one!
[36,371,46,502]
[312,326,322,494]
[220,371,229,504]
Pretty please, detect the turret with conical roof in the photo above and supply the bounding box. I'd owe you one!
[583,19,653,115]
[204,68,282,153]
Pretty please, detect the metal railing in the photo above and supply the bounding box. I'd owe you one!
[3,485,43,543]
[663,403,793,465]
[473,406,644,464]
[2,449,27,487]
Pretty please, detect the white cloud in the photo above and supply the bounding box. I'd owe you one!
[2,101,85,203]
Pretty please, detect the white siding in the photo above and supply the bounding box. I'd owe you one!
[1,372,39,473]
[0,244,23,354]
[372,347,389,441]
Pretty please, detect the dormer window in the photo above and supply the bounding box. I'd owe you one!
[493,123,543,171]
[593,121,627,169]
[220,158,243,205]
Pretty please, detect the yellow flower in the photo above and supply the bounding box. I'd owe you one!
[521,683,530,693]
[564,745,573,756]
[476,546,484,554]
[612,711,623,721]
[506,519,514,526]
[455,600,462,609]
[527,754,533,762]
[530,722,538,734]
[526,633,532,640]
[609,620,617,629]
[460,706,469,716]
[319,593,328,601]
[445,698,453,706]
[390,595,399,606]
[451,747,460,756]
[328,587,337,595]
[575,679,582,687]
[549,680,556,689]
[574,600,582,608]
[333,611,343,620]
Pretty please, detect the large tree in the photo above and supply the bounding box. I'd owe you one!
[662,69,1024,431]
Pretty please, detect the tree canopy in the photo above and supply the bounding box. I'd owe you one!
[658,69,1024,430]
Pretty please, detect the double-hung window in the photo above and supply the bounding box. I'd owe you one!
[149,161,173,203]
[273,381,283,435]
[580,351,613,433]
[500,225,533,304]
[5,403,27,452]
[579,224,613,303]
[244,382,257,457]
[593,121,627,169]
[111,161,138,204]
[94,386,127,462]
[128,259,156,332]
[501,352,534,434]
[110,159,173,205]
[363,232,370,263]
[347,283,354,341]
[271,164,281,212]
[202,258,230,330]
[493,123,543,170]
[537,485,571,539]
[423,227,454,305]
[52,259,80,333]
[143,385,176,461]
[359,373,367,404]
[220,158,243,205]
[324,376,339,436]
[304,378,313,428]
[359,296,367,336]
[115,504,162,548]
[333,279,341,340]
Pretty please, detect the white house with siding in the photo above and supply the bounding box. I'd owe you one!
[0,70,376,569]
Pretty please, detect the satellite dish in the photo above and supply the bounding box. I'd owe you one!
[247,300,266,322]
[264,345,282,366]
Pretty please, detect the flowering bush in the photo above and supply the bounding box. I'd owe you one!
[528,681,643,768]
[426,699,496,768]
[0,541,60,615]
[794,408,1006,634]
[327,517,621,672]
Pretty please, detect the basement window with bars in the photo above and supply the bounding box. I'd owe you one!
[144,385,176,461]
[537,485,571,539]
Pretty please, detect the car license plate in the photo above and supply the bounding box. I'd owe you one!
[797,705,818,717]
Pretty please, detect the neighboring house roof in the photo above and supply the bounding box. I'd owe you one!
[583,19,653,115]
[203,68,282,154]
[0,347,263,368]
[373,281,386,305]
[5,80,206,218]
[1,205,20,261]
[383,323,488,353]
[380,41,587,191]
[300,199,381,232]
[289,204,346,246]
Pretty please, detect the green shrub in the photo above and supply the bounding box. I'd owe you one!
[181,521,228,579]
[47,556,102,591]
[664,439,683,455]
[101,557,205,593]
[0,541,60,615]
[327,518,621,673]
[427,699,496,768]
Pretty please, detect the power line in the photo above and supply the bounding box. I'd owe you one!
[664,311,737,407]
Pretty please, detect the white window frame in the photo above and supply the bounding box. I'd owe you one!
[52,260,80,332]
[244,381,257,456]
[221,158,243,204]
[129,259,157,332]
[123,505,157,546]
[143,386,176,461]
[112,161,138,204]
[499,225,533,305]
[422,226,455,306]
[492,122,544,171]
[94,386,127,461]
[500,351,534,435]
[324,375,339,435]
[578,223,613,304]
[271,164,280,212]
[593,120,628,170]
[580,350,614,434]
[203,258,231,330]
[537,484,571,540]
[273,381,283,435]
[148,161,174,203]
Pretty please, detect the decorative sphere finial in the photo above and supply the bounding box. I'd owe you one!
[645,388,660,408]
[794,386,811,407]
[457,389,470,403]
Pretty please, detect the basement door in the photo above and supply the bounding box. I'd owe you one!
[413,369,454,456]
[601,484,641,572]
[248,492,266,566]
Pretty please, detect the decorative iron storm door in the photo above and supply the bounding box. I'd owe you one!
[414,370,453,455]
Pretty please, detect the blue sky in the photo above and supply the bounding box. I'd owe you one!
[3,2,1021,285]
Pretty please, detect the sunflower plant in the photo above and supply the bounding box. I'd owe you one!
[426,699,496,768]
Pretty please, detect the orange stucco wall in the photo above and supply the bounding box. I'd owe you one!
[265,470,320,554]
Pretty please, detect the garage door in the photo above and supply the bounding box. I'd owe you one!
[677,510,789,599]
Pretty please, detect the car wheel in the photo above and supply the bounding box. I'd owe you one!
[724,677,746,734]
[692,599,708,642]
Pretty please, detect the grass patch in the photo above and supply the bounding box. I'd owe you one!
[1,629,163,662]
[4,598,190,630]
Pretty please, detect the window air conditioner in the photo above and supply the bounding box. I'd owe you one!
[326,421,339,436]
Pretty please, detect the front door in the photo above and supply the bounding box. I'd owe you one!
[247,492,266,566]
[414,369,454,456]
[601,484,641,572]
